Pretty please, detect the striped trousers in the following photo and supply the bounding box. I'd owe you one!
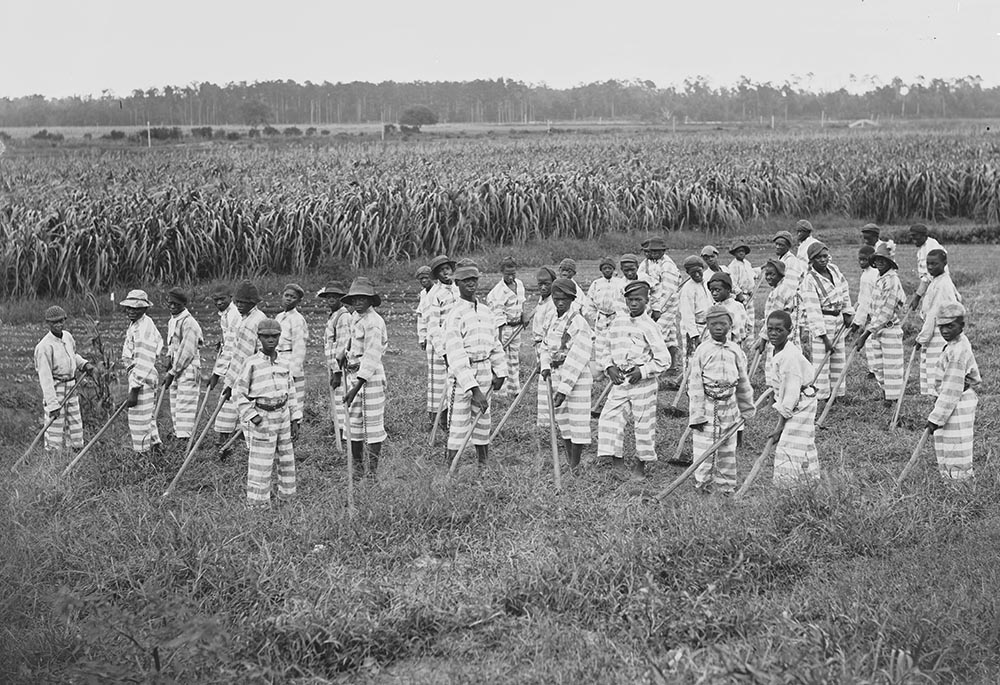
[933,390,976,481]
[128,383,161,453]
[498,325,521,399]
[246,408,296,504]
[169,365,200,438]
[919,332,946,396]
[43,381,84,450]
[810,314,846,400]
[448,363,494,450]
[772,394,820,484]
[292,376,306,417]
[597,377,658,461]
[426,345,449,413]
[536,349,551,429]
[348,370,387,444]
[551,366,593,445]
[869,326,904,401]
[693,398,741,492]
[331,374,347,435]
[215,396,240,434]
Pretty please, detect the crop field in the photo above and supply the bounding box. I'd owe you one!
[3,221,1000,682]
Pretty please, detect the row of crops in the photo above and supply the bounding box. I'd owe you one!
[2,131,1000,297]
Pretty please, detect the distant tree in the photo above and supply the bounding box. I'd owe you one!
[240,100,272,128]
[399,105,438,130]
[283,126,302,136]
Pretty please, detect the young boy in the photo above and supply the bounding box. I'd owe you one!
[213,281,266,459]
[234,318,301,506]
[445,265,508,466]
[752,259,802,386]
[425,255,458,429]
[342,277,388,477]
[275,283,309,415]
[915,249,961,396]
[119,289,164,454]
[486,256,526,399]
[678,256,712,352]
[794,219,819,262]
[909,224,947,311]
[318,282,351,439]
[619,253,640,284]
[639,237,681,374]
[210,284,240,354]
[852,245,879,378]
[765,310,819,484]
[706,272,748,346]
[728,242,758,341]
[773,231,805,290]
[584,256,626,340]
[597,280,671,480]
[558,258,592,324]
[540,278,594,470]
[687,305,755,494]
[162,287,203,446]
[34,306,95,452]
[533,266,559,430]
[701,245,727,277]
[800,242,854,400]
[853,244,906,404]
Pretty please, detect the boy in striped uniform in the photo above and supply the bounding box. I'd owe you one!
[927,303,980,481]
[540,278,594,470]
[638,236,681,375]
[119,290,164,455]
[909,224,947,311]
[795,220,820,262]
[860,223,895,254]
[619,253,640,283]
[210,284,240,354]
[212,281,266,459]
[445,265,508,466]
[532,266,559,430]
[597,280,671,481]
[558,258,592,325]
[679,256,712,352]
[701,245,727,279]
[728,242,758,341]
[343,278,388,477]
[415,265,433,378]
[765,310,819,484]
[486,257,526,399]
[915,250,961,396]
[162,287,203,446]
[318,282,350,440]
[852,245,879,378]
[688,305,755,494]
[707,272,748,346]
[276,283,309,416]
[425,255,458,430]
[752,259,802,386]
[773,231,805,290]
[853,244,907,404]
[234,318,300,506]
[584,256,626,342]
[34,306,95,452]
[800,242,854,400]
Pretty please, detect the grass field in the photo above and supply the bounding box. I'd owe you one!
[2,230,1000,683]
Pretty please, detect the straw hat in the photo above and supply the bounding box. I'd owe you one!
[44,305,68,321]
[341,277,381,307]
[119,289,153,308]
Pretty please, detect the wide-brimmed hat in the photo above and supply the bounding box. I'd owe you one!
[119,289,153,308]
[640,236,666,251]
[619,253,640,266]
[860,223,881,236]
[341,277,381,307]
[623,280,651,297]
[763,258,786,276]
[705,304,732,324]
[700,245,720,257]
[773,231,794,246]
[551,278,577,298]
[870,243,898,270]
[453,265,481,281]
[707,272,732,289]
[795,219,814,233]
[937,303,966,324]
[729,241,750,255]
[44,305,68,321]
[317,281,347,298]
[806,242,829,261]
[284,283,305,298]
[429,254,456,275]
[256,318,282,335]
[683,255,706,271]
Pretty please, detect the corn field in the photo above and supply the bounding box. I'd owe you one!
[2,131,1000,297]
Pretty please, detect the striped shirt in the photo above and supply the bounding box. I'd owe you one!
[637,256,681,317]
[276,308,309,377]
[166,310,203,376]
[234,352,302,424]
[688,338,755,425]
[222,308,266,388]
[486,278,526,328]
[532,297,557,345]
[767,344,814,419]
[426,282,458,352]
[916,237,946,282]
[759,278,802,341]
[916,273,962,345]
[717,296,749,344]
[853,267,879,328]
[780,252,807,288]
[796,235,820,262]
[801,263,854,336]
[345,308,388,382]
[416,288,432,345]
[865,270,907,333]
[597,311,671,380]
[122,314,163,389]
[929,334,980,426]
[445,298,508,392]
[324,309,352,370]
[540,310,593,396]
[35,331,88,412]
[679,278,713,338]
[728,259,757,297]
[585,275,627,319]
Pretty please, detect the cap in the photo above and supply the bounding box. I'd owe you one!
[858,245,876,257]
[166,287,189,305]
[256,318,282,335]
[640,236,666,251]
[415,265,432,278]
[233,281,261,304]
[806,242,829,261]
[795,219,814,233]
[729,241,750,255]
[860,223,881,235]
[318,281,348,298]
[44,305,68,321]
[682,255,706,271]
[210,284,232,298]
[551,278,577,298]
[498,256,517,270]
[909,224,929,236]
[937,303,966,324]
[558,258,577,273]
[429,254,456,275]
[535,265,557,282]
[623,280,651,298]
[599,256,615,268]
[342,277,381,307]
[619,253,640,266]
[705,305,733,324]
[283,283,305,298]
[773,231,794,246]
[700,245,719,257]
[763,258,786,276]
[707,272,733,289]
[119,289,153,308]
[453,265,481,281]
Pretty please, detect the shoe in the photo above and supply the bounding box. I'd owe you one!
[666,457,693,467]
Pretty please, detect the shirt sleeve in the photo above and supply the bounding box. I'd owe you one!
[129,320,161,389]
[928,348,965,426]
[234,359,259,425]
[35,343,60,412]
[173,318,201,375]
[640,319,671,380]
[357,317,386,383]
[554,316,593,396]
[687,347,708,426]
[444,309,477,392]
[426,290,447,354]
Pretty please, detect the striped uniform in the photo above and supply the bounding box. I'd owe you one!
[853,266,880,373]
[678,277,712,348]
[585,275,627,342]
[34,331,88,450]
[779,252,807,291]
[532,297,558,428]
[217,302,241,352]
[486,278,526,399]
[122,315,163,453]
[916,272,961,396]
[276,308,309,412]
[800,263,854,400]
[688,338,755,492]
[638,257,681,348]
[729,258,758,340]
[345,308,388,444]
[425,282,458,413]
[324,308,352,432]
[444,299,507,450]
[416,287,435,407]
[796,235,820,262]
[928,333,980,480]
[914,237,947,299]
[717,296,749,347]
[234,352,301,504]
[596,312,671,461]
[166,310,203,438]
[759,277,803,387]
[214,308,266,434]
[767,344,819,483]
[863,269,907,401]
[540,310,594,445]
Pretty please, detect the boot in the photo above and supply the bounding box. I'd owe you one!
[216,433,232,462]
[350,441,365,480]
[475,444,488,465]
[366,442,383,479]
[439,409,449,429]
[568,443,583,470]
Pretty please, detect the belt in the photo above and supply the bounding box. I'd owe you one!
[255,397,288,411]
[345,362,361,372]
[53,375,76,383]
[821,309,842,317]
[470,357,490,364]
[704,379,737,401]
[598,310,616,317]
[277,347,293,353]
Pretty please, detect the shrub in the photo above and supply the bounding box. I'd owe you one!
[263,126,279,136]
[191,126,214,139]
[283,127,302,136]
[31,129,64,141]
[305,127,316,136]
[226,132,241,141]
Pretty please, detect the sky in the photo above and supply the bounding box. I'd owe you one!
[2,0,998,98]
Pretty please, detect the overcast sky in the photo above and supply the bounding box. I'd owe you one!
[2,0,998,98]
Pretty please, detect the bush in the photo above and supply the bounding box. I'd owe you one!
[226,132,241,141]
[282,127,302,136]
[102,130,126,141]
[320,129,330,135]
[191,126,214,139]
[887,224,1000,246]
[31,129,64,142]
[305,127,316,136]
[399,105,438,128]
[262,126,279,137]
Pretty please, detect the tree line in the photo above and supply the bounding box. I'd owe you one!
[1,75,997,128]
